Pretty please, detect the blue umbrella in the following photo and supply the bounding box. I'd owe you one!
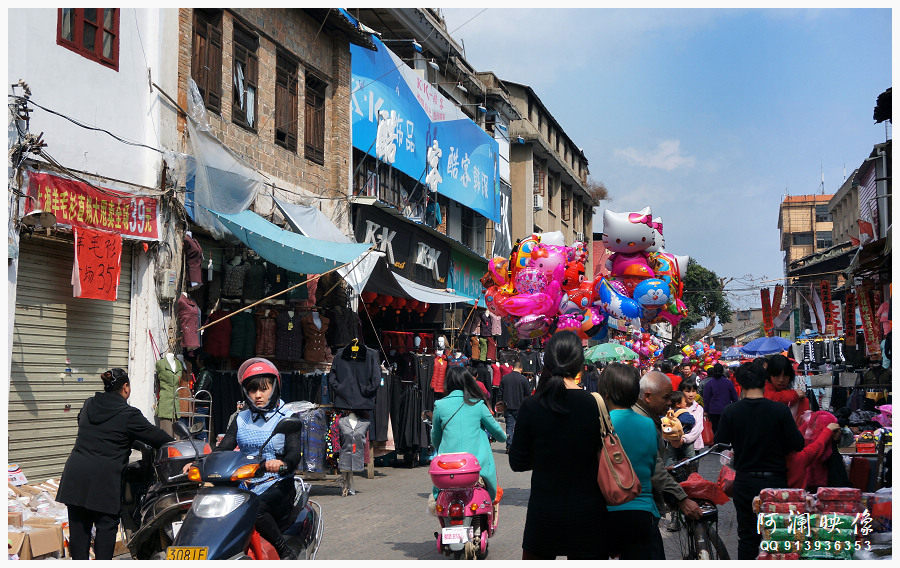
[739,336,793,357]
[721,345,743,360]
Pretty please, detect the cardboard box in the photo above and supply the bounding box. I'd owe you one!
[8,524,64,560]
[8,511,23,528]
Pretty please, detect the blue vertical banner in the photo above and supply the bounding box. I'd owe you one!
[350,38,501,223]
[449,250,487,303]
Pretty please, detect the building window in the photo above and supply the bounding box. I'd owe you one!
[274,52,299,152]
[817,231,833,249]
[57,9,119,70]
[191,9,222,113]
[561,189,571,222]
[792,232,813,246]
[815,204,832,222]
[232,24,258,130]
[737,310,751,321]
[527,98,533,121]
[305,74,327,165]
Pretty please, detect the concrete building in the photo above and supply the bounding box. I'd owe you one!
[777,194,835,277]
[504,81,595,273]
[828,172,860,245]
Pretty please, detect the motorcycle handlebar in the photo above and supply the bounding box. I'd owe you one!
[167,472,189,483]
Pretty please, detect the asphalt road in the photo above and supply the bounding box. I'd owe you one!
[311,430,739,560]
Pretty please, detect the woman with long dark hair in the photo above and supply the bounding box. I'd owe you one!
[508,331,610,559]
[431,366,506,504]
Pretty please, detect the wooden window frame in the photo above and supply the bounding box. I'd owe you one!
[274,51,299,152]
[191,9,223,114]
[57,9,119,71]
[231,23,259,132]
[305,73,327,165]
[561,191,571,222]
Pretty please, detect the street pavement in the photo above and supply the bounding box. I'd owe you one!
[312,426,739,560]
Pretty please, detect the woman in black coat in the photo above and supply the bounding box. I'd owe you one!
[56,369,173,560]
[508,331,610,559]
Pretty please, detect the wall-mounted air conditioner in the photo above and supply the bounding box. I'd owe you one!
[533,194,544,211]
[575,232,585,242]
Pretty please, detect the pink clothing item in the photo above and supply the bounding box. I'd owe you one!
[800,410,838,489]
[683,401,705,451]
[876,302,891,335]
[176,294,201,349]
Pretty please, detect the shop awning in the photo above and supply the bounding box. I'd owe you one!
[273,197,382,295]
[206,208,373,275]
[364,257,477,305]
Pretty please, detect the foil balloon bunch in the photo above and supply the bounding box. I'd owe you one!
[680,341,722,370]
[482,231,605,341]
[596,207,690,330]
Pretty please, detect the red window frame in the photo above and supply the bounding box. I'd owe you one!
[57,9,119,71]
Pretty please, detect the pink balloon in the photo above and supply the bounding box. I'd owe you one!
[484,286,510,318]
[530,244,568,278]
[515,267,549,295]
[503,292,555,317]
[515,314,550,339]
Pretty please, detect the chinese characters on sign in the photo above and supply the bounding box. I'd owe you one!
[72,227,123,301]
[26,171,159,240]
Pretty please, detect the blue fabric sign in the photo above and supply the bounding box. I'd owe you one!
[351,38,501,223]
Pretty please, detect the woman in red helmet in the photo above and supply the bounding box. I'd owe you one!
[185,358,301,559]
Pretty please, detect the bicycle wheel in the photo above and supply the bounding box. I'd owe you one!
[672,514,695,560]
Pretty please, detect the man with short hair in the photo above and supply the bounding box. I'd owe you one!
[498,358,531,454]
[660,360,681,391]
[632,371,702,539]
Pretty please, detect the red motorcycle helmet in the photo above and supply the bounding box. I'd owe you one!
[236,357,282,414]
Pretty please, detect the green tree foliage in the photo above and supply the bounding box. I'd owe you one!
[675,258,732,342]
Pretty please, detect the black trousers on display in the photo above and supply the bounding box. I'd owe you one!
[733,472,787,560]
[67,504,120,560]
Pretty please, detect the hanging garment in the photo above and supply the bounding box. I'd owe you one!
[265,263,287,296]
[222,262,250,297]
[177,294,201,349]
[485,338,497,361]
[326,306,359,348]
[284,271,308,301]
[228,311,257,360]
[431,355,448,394]
[302,313,331,362]
[489,313,502,336]
[297,407,327,473]
[209,370,242,439]
[274,311,304,362]
[296,373,322,404]
[155,357,183,421]
[478,338,488,361]
[243,258,267,300]
[469,336,481,360]
[329,345,380,410]
[203,310,233,359]
[415,354,435,414]
[254,309,277,358]
[521,351,539,374]
[396,385,423,457]
[373,370,391,442]
[338,416,371,472]
[183,234,204,285]
[447,353,469,369]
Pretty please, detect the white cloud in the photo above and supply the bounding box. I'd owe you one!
[614,140,696,171]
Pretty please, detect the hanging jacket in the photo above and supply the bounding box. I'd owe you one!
[243,258,267,300]
[329,345,380,410]
[274,311,303,362]
[57,392,173,514]
[229,311,257,360]
[183,234,204,284]
[203,310,233,359]
[155,357,183,420]
[431,355,448,393]
[177,295,201,349]
[254,310,277,358]
[302,313,330,362]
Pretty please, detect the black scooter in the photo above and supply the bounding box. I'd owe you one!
[121,427,209,559]
[165,418,323,560]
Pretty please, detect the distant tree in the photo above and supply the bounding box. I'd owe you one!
[675,258,733,342]
[584,178,610,205]
[874,87,891,124]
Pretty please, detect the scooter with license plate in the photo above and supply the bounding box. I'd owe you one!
[163,418,323,560]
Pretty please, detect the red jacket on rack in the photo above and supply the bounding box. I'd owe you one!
[431,355,448,394]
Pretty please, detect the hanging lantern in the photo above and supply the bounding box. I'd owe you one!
[361,291,378,304]
[391,297,407,314]
[416,302,429,315]
[406,299,419,313]
[376,295,393,310]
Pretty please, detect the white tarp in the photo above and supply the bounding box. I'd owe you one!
[392,272,477,305]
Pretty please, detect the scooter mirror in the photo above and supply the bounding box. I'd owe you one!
[189,421,205,434]
[173,421,192,440]
[273,416,303,436]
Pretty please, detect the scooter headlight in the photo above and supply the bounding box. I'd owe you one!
[192,493,248,518]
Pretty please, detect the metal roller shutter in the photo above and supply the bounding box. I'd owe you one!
[9,236,133,480]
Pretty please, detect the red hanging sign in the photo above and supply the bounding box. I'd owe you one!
[771,284,784,316]
[820,281,834,336]
[25,171,159,240]
[72,226,123,301]
[844,292,857,346]
[855,286,881,357]
[761,288,774,337]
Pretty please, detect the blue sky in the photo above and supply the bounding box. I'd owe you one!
[443,8,892,310]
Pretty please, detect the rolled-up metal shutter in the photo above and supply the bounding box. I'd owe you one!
[9,235,132,480]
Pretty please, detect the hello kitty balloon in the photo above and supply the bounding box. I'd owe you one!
[602,208,657,295]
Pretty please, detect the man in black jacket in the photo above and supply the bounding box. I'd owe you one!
[498,358,531,453]
[56,369,174,560]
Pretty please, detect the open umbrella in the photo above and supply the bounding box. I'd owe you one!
[721,345,743,360]
[739,336,793,357]
[585,343,638,364]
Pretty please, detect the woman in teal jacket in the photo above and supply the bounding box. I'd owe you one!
[431,367,507,501]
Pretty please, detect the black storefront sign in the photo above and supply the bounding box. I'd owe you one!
[354,204,451,289]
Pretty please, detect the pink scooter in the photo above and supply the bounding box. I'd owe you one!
[429,452,497,560]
